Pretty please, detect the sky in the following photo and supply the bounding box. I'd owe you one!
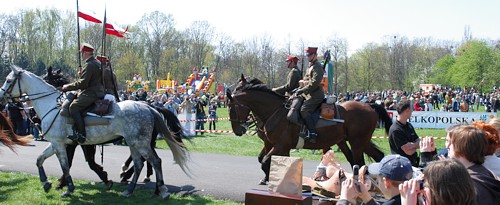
[2,0,499,54]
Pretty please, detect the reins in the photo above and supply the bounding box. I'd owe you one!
[2,70,64,138]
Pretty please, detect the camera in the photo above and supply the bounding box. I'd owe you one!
[352,165,361,192]
[417,178,424,190]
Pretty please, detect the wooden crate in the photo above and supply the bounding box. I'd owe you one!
[245,189,312,205]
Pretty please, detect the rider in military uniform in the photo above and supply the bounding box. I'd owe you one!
[272,55,302,96]
[97,55,118,102]
[60,43,105,143]
[295,47,324,143]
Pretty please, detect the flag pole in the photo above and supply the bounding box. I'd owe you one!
[101,5,107,88]
[76,0,82,73]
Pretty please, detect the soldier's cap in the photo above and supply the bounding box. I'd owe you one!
[286,55,299,63]
[80,43,94,53]
[97,55,108,62]
[305,47,318,56]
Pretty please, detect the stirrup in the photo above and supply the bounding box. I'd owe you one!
[305,131,317,143]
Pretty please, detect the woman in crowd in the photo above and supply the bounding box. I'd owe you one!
[399,158,476,205]
[471,120,500,176]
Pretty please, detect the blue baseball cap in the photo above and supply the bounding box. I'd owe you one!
[368,155,413,181]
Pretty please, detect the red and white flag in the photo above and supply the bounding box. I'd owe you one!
[105,23,129,38]
[78,9,102,24]
[78,7,128,38]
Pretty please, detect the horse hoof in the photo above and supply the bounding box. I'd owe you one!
[105,180,113,190]
[258,179,268,185]
[55,183,65,190]
[143,177,151,183]
[121,164,128,172]
[61,190,72,198]
[121,190,132,197]
[160,192,170,200]
[159,185,170,200]
[43,181,52,193]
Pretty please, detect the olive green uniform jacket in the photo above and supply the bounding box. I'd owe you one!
[65,57,105,114]
[103,66,117,95]
[300,59,324,114]
[273,67,302,96]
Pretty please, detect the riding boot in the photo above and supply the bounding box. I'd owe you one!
[304,115,317,143]
[68,112,86,144]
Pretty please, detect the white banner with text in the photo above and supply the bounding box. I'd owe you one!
[386,111,497,129]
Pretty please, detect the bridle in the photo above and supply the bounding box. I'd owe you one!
[227,93,257,132]
[1,71,61,102]
[1,70,63,137]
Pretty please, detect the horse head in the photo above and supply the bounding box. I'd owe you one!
[42,66,71,87]
[228,74,271,136]
[0,65,25,99]
[227,89,251,136]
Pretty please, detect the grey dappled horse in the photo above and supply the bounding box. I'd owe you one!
[0,65,192,199]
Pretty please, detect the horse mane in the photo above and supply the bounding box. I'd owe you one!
[238,77,285,99]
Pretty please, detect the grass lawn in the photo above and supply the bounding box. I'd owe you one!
[0,172,241,205]
[1,104,493,204]
[156,106,454,162]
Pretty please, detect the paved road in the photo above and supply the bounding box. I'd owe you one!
[0,140,350,202]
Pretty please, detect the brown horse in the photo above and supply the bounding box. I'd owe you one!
[0,111,30,152]
[227,75,391,184]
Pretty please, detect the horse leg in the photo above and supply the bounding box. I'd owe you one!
[145,138,157,182]
[121,148,144,198]
[363,141,384,162]
[82,145,113,190]
[337,140,354,166]
[121,156,133,175]
[138,147,168,199]
[258,141,272,185]
[56,143,77,190]
[349,141,366,166]
[259,146,278,185]
[36,143,57,193]
[52,144,75,197]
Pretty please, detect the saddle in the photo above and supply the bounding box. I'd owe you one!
[60,92,114,126]
[286,96,342,130]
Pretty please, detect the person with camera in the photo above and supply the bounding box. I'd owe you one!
[194,96,206,135]
[336,155,414,205]
[418,124,500,205]
[399,158,476,205]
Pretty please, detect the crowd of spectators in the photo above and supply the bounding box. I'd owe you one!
[335,85,500,112]
[119,88,224,134]
[1,97,42,140]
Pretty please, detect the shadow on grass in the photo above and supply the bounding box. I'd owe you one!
[58,180,209,204]
[0,177,28,203]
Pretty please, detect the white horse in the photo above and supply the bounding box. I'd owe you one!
[0,65,191,199]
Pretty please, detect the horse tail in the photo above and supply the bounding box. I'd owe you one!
[154,106,187,143]
[148,106,193,178]
[370,103,393,134]
[0,112,30,152]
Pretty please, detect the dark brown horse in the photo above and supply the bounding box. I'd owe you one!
[227,75,391,184]
[0,111,30,152]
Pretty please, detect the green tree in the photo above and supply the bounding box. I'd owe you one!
[449,40,494,89]
[428,54,455,85]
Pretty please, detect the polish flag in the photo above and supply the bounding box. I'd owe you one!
[78,10,102,24]
[106,23,129,38]
[78,9,129,38]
